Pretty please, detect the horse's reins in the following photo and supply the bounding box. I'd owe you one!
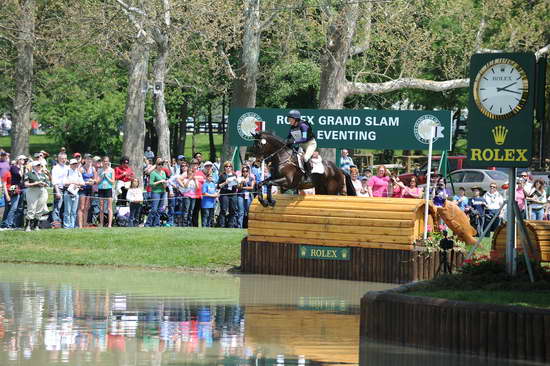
[257,140,295,167]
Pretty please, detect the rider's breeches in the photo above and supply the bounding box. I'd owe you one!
[300,139,317,162]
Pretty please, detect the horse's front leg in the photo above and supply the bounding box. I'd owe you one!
[267,184,275,206]
[264,177,289,207]
[256,182,269,207]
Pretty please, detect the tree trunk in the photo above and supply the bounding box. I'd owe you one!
[317,3,360,163]
[222,0,261,163]
[177,94,188,157]
[191,111,197,155]
[208,101,216,162]
[152,36,171,162]
[123,41,150,184]
[11,0,35,157]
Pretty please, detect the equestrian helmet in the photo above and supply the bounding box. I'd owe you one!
[287,109,301,120]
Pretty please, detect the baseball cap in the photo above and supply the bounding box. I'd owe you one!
[204,161,213,166]
[17,155,27,160]
[31,161,42,167]
[92,156,101,162]
[177,155,185,160]
[73,152,81,158]
[69,159,79,165]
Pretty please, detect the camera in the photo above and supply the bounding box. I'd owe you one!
[439,230,454,250]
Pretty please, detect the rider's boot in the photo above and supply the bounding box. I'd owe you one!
[302,161,313,185]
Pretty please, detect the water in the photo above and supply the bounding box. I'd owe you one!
[0,264,392,365]
[0,264,544,366]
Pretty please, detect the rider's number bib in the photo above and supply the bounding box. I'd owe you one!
[290,130,302,142]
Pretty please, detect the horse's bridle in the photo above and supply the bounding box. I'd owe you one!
[254,138,296,168]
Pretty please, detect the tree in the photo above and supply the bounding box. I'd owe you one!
[311,0,549,160]
[221,0,284,162]
[0,0,36,156]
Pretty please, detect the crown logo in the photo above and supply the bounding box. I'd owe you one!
[492,125,508,145]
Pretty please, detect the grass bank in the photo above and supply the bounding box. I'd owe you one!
[0,227,246,270]
[408,257,550,309]
[411,289,550,309]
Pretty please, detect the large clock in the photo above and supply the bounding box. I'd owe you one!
[473,58,529,120]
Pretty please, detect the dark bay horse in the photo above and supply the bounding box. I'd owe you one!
[251,131,355,207]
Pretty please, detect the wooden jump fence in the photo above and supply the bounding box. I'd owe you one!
[241,195,463,283]
[492,220,550,262]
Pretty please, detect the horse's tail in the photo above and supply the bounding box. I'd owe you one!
[343,171,356,196]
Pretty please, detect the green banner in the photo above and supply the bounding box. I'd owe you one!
[298,245,351,261]
[466,53,536,167]
[229,108,452,150]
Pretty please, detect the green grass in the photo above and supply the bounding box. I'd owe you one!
[465,235,492,256]
[0,133,224,159]
[0,134,60,155]
[411,290,550,309]
[0,227,246,270]
[184,133,224,159]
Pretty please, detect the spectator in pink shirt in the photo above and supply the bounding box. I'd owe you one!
[515,179,526,218]
[368,165,391,197]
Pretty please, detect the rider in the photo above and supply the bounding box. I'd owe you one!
[285,109,317,183]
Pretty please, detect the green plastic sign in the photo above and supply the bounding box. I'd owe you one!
[229,108,452,150]
[298,245,351,261]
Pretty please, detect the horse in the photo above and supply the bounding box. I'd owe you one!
[251,131,355,207]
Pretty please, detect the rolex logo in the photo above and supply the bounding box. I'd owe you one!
[492,125,508,145]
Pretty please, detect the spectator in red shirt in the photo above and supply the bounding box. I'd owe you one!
[115,156,135,202]
[189,159,205,227]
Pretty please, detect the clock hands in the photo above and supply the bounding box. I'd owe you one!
[496,82,518,93]
[498,88,522,95]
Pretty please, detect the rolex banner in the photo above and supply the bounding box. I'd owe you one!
[229,108,452,151]
[467,53,536,168]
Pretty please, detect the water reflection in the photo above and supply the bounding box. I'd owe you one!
[0,264,392,365]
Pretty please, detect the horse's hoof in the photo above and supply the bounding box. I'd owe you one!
[268,199,276,207]
[260,200,269,207]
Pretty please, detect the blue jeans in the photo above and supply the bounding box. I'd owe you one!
[219,195,237,228]
[531,207,545,220]
[52,190,64,223]
[2,193,21,228]
[236,195,251,228]
[167,196,176,225]
[182,197,196,227]
[146,192,166,227]
[63,192,79,228]
[201,208,214,227]
[129,202,142,227]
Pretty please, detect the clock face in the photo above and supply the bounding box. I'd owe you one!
[473,58,529,120]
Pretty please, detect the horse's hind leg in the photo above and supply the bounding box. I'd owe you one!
[339,174,347,196]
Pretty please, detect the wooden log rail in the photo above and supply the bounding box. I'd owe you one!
[248,195,436,250]
[492,221,550,262]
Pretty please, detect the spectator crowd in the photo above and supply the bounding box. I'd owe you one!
[0,147,262,231]
[1,147,550,234]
